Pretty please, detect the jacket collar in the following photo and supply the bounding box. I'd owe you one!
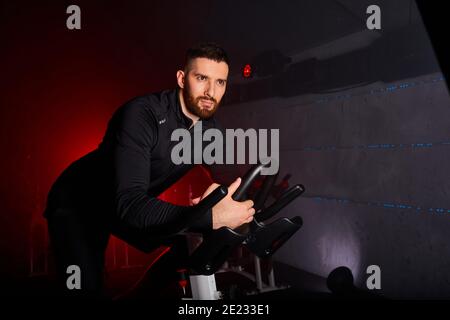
[171,87,192,128]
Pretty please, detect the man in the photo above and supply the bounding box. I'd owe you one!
[44,43,255,298]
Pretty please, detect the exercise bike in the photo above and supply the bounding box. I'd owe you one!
[113,162,305,300]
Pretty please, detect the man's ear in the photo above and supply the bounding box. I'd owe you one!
[176,70,185,89]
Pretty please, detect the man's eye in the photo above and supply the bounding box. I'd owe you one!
[217,80,225,86]
[197,76,206,81]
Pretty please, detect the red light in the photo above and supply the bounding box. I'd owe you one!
[243,64,252,78]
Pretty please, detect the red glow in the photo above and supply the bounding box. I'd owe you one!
[243,64,252,78]
[157,165,214,205]
[1,1,218,293]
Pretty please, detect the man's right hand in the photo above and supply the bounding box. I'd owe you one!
[191,178,255,230]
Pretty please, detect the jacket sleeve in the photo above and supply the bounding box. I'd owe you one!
[113,99,212,235]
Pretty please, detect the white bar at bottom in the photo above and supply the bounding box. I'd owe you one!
[189,275,221,300]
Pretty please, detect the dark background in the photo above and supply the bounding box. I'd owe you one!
[1,0,449,298]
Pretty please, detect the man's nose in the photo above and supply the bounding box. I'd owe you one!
[205,82,215,100]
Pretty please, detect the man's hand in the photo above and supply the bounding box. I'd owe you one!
[191,178,255,230]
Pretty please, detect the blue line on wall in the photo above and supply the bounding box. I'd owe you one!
[314,75,445,104]
[298,141,450,152]
[305,195,450,214]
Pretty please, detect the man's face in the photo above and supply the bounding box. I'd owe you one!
[180,57,229,119]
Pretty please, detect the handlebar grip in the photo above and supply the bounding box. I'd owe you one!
[194,185,228,215]
[160,185,228,236]
[255,184,305,222]
[232,160,274,201]
[253,171,279,211]
[183,185,228,231]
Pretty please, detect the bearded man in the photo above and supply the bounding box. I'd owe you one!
[44,43,255,298]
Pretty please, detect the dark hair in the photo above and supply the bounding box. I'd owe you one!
[184,42,230,71]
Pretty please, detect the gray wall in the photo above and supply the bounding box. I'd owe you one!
[216,71,450,298]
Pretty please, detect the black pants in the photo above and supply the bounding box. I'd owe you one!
[46,207,189,300]
[46,207,111,299]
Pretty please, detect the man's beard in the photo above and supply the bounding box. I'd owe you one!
[182,85,220,120]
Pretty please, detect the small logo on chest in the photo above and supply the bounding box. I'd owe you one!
[158,118,166,125]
